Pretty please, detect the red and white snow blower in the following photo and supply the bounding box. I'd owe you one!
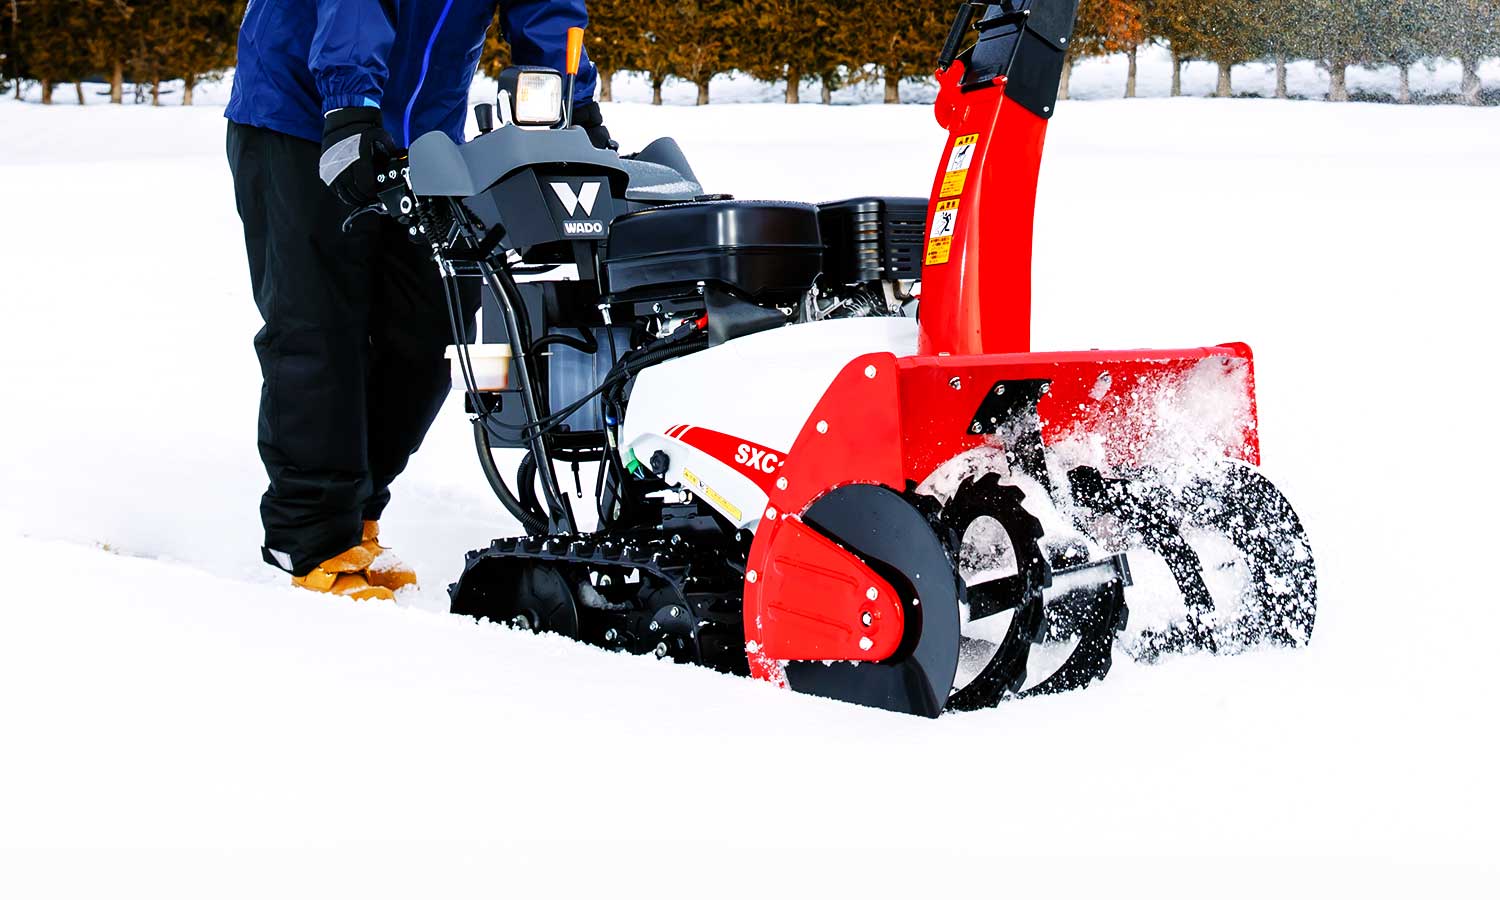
[379,0,1316,716]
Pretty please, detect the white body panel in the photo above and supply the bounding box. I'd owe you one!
[621,317,919,530]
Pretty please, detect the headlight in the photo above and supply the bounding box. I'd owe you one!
[500,67,563,127]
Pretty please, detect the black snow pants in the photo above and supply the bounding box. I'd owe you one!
[226,122,476,576]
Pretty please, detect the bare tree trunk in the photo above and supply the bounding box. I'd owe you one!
[41,79,52,105]
[1275,53,1288,99]
[1328,61,1348,102]
[1059,54,1073,101]
[1125,46,1138,98]
[695,78,709,105]
[883,71,899,104]
[151,79,160,106]
[821,77,832,105]
[1170,52,1182,97]
[183,73,195,105]
[1397,64,1411,104]
[598,68,613,103]
[1461,56,1481,105]
[1216,61,1233,98]
[651,74,663,106]
[110,59,123,104]
[786,65,801,103]
[75,81,85,105]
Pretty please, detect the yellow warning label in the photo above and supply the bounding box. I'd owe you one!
[682,469,743,521]
[940,134,979,198]
[925,199,960,266]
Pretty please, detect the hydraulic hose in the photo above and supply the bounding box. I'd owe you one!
[472,420,547,535]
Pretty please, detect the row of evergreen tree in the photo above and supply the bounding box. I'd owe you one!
[2,1,1496,107]
[1071,0,1499,103]
[0,1,243,105]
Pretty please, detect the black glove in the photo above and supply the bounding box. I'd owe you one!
[319,107,401,207]
[573,101,616,152]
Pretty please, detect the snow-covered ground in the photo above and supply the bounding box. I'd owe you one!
[3,54,1500,898]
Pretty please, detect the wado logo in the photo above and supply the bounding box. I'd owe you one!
[550,181,600,216]
[551,181,605,235]
[734,443,783,474]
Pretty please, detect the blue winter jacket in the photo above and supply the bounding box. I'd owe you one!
[226,0,598,147]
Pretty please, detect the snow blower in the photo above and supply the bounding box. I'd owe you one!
[367,0,1316,716]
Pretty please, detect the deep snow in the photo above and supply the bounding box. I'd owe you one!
[2,56,1499,898]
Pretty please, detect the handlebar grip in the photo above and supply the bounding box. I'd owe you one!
[938,2,983,71]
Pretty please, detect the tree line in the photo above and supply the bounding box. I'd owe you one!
[4,1,1497,107]
[1,1,242,105]
[1071,0,1499,104]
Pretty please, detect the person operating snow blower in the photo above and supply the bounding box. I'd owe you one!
[225,0,611,601]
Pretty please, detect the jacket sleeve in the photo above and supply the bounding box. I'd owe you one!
[500,0,599,105]
[310,0,399,113]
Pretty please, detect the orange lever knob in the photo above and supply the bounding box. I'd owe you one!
[566,27,585,76]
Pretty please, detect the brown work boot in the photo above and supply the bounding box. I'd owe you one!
[291,545,395,602]
[360,520,418,593]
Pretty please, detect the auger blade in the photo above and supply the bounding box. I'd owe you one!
[1067,461,1317,662]
[1019,555,1130,697]
[936,472,1130,710]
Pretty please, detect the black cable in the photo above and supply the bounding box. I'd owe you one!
[511,325,707,442]
[530,328,598,355]
[516,451,546,520]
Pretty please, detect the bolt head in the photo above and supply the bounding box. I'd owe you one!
[971,422,984,434]
[604,628,618,641]
[776,477,788,491]
[816,420,828,434]
[746,570,759,584]
[858,636,874,652]
[861,611,873,627]
[866,587,879,601]
[949,377,962,390]
[654,642,670,659]
[994,384,1007,396]
[649,620,660,632]
[377,174,386,184]
[864,365,877,379]
[765,507,777,520]
[669,606,681,618]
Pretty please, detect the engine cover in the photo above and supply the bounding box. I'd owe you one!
[604,200,823,306]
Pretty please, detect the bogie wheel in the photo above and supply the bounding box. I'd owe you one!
[451,560,581,640]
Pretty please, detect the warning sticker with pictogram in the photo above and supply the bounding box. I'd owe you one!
[941,134,979,197]
[925,199,960,266]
